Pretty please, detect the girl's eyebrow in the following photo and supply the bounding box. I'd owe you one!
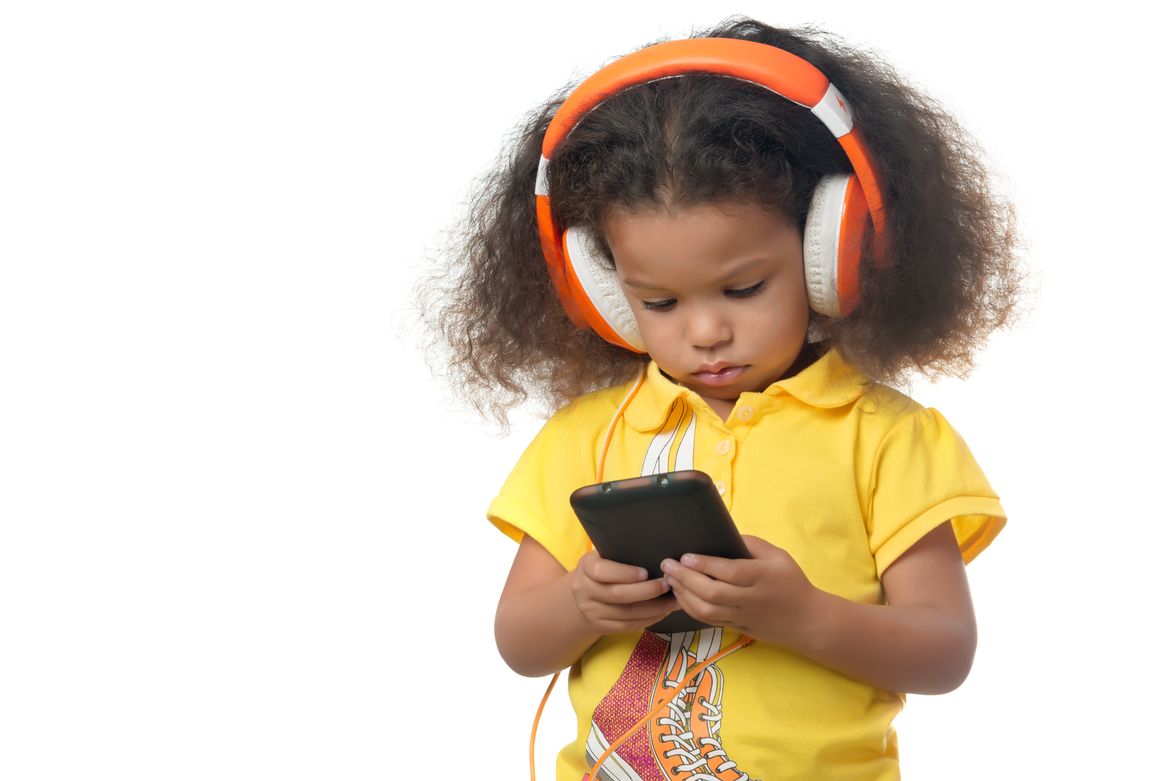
[620,257,769,290]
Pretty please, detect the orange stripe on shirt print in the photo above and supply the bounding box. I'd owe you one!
[690,662,750,779]
[649,632,708,778]
[666,406,695,472]
[640,399,697,476]
[642,401,685,476]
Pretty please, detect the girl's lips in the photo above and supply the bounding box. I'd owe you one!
[692,365,748,387]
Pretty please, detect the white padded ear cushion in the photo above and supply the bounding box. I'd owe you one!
[564,226,646,352]
[804,173,851,318]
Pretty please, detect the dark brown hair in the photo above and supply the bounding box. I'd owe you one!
[417,18,1025,426]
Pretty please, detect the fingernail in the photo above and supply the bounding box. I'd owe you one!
[636,568,648,580]
[661,559,676,574]
[681,554,698,567]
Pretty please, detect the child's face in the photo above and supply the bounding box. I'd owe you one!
[602,201,810,414]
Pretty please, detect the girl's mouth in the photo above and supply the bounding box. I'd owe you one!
[692,365,748,387]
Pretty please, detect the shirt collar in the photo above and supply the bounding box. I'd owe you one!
[623,346,871,432]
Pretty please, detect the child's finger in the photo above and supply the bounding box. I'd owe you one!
[665,554,755,587]
[597,577,671,605]
[663,567,739,610]
[584,554,652,584]
[669,586,732,628]
[601,594,678,623]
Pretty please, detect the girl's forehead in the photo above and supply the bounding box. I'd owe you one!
[603,201,802,285]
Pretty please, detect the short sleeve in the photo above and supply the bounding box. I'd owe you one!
[866,407,1006,577]
[486,402,604,572]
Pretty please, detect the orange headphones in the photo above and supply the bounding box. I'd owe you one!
[534,38,890,353]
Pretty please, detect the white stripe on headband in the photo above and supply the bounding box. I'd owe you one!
[535,156,550,196]
[810,83,854,139]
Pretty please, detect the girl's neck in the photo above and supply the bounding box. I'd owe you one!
[779,339,827,381]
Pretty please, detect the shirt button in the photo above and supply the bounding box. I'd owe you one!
[714,480,727,496]
[715,439,732,455]
[737,406,754,421]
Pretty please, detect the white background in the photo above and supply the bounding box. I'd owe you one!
[2,1,1165,778]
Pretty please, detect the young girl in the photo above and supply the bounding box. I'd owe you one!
[421,17,1022,781]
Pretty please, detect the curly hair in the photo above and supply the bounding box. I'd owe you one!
[417,17,1025,426]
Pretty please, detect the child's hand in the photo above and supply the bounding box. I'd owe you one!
[569,551,680,635]
[660,535,822,648]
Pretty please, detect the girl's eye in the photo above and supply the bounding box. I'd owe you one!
[640,299,676,312]
[726,281,765,299]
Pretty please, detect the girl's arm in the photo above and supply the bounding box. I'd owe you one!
[799,522,977,694]
[661,522,976,695]
[495,534,679,677]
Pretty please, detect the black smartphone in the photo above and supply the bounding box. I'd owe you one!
[569,470,750,633]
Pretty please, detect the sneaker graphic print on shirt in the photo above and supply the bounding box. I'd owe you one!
[586,400,755,781]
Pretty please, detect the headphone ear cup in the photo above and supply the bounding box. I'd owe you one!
[562,226,646,352]
[804,173,870,317]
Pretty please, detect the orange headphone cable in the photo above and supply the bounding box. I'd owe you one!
[596,365,647,482]
[530,670,561,781]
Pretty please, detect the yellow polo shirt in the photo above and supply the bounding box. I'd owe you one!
[488,346,1005,781]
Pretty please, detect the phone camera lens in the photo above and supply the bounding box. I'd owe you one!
[657,475,669,487]
[602,483,612,493]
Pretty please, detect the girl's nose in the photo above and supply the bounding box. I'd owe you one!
[687,306,732,349]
